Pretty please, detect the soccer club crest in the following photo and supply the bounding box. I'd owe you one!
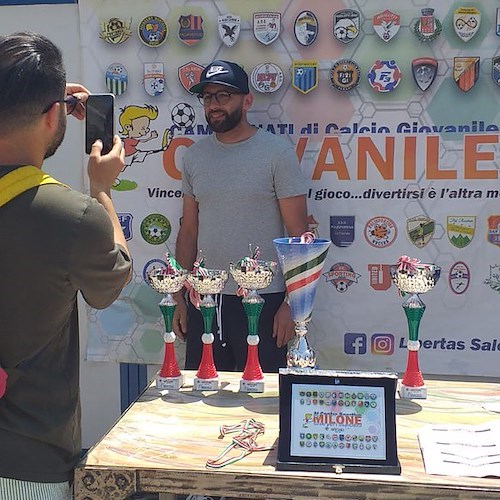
[294,11,318,46]
[118,213,133,241]
[138,16,168,47]
[144,63,165,97]
[253,12,281,45]
[453,7,480,42]
[487,215,500,247]
[218,13,241,47]
[333,9,360,44]
[330,59,360,92]
[250,63,284,93]
[105,63,128,96]
[454,57,480,92]
[412,58,438,92]
[413,8,442,42]
[178,15,204,46]
[492,57,500,87]
[330,216,355,248]
[100,17,132,44]
[373,10,400,42]
[447,216,475,248]
[367,60,402,93]
[448,261,470,295]
[406,215,435,248]
[292,60,318,94]
[178,61,204,94]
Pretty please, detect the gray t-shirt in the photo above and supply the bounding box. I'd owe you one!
[182,128,308,294]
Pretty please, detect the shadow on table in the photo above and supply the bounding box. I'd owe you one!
[396,399,422,415]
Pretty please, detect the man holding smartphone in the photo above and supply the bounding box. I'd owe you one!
[0,32,131,499]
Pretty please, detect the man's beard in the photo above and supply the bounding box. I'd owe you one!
[206,107,242,133]
[44,109,67,159]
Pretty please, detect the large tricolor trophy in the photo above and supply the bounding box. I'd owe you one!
[187,254,228,391]
[390,256,441,399]
[273,233,331,369]
[146,254,188,390]
[230,247,277,393]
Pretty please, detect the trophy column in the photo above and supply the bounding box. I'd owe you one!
[230,253,276,393]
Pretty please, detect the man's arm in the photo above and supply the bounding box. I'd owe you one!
[172,194,199,339]
[273,194,309,348]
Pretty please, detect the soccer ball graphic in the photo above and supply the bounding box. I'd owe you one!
[171,102,195,129]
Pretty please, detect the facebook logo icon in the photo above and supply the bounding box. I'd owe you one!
[344,333,367,355]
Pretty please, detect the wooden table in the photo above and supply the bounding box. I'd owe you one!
[74,372,500,499]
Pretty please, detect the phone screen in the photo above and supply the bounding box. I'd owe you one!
[85,93,115,154]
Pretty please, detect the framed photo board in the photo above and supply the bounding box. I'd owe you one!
[277,368,401,475]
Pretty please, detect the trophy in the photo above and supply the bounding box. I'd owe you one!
[187,255,228,391]
[229,247,277,393]
[146,254,188,390]
[273,233,331,369]
[390,256,441,399]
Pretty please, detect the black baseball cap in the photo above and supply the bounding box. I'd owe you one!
[189,60,249,94]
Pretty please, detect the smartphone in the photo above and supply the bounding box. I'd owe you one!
[85,93,115,155]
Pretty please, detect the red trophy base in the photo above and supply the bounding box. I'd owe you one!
[157,343,184,390]
[240,343,264,393]
[399,350,426,399]
[194,342,219,391]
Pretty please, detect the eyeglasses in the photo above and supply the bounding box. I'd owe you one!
[197,91,242,106]
[42,95,81,115]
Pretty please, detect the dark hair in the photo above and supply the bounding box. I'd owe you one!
[0,32,66,132]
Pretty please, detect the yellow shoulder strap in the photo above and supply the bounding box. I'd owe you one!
[0,165,64,208]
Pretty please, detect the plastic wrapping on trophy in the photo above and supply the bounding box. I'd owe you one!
[273,235,331,369]
[187,263,228,391]
[147,261,188,390]
[230,251,277,393]
[390,256,441,399]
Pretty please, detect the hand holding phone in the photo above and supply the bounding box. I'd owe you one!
[85,93,115,155]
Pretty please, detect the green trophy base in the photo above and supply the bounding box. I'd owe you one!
[157,373,185,391]
[194,377,219,391]
[399,382,427,399]
[240,378,264,393]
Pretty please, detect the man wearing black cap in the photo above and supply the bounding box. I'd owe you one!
[173,60,308,373]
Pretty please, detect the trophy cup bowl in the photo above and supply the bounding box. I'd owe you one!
[187,268,228,391]
[229,259,277,393]
[273,237,331,369]
[389,260,441,399]
[147,267,188,390]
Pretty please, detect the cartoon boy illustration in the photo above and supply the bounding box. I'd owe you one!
[115,104,171,191]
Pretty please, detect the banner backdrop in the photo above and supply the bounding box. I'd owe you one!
[80,0,500,376]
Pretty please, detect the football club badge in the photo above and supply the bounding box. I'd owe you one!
[333,9,360,44]
[373,10,400,42]
[144,63,165,97]
[105,63,128,96]
[492,57,500,87]
[453,7,480,42]
[100,18,132,44]
[330,216,355,248]
[412,58,438,91]
[364,216,397,248]
[413,8,442,42]
[497,8,500,36]
[407,215,435,248]
[118,213,133,241]
[448,261,470,295]
[323,262,360,293]
[178,15,204,46]
[138,15,168,47]
[178,61,204,94]
[292,60,318,94]
[447,216,475,248]
[487,215,500,247]
[218,13,241,47]
[140,213,171,245]
[294,11,319,46]
[330,59,360,92]
[453,57,480,92]
[253,12,281,45]
[368,264,392,291]
[250,63,284,93]
[367,60,402,93]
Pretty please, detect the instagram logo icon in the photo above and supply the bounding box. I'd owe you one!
[371,333,394,355]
